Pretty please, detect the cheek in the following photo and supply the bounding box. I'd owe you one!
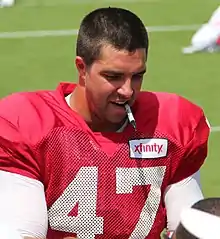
[95,84,115,105]
[88,74,115,97]
[85,76,111,107]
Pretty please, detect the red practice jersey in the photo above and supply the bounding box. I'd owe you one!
[0,83,209,239]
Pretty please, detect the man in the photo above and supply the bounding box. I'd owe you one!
[182,5,220,54]
[173,198,220,239]
[0,7,210,239]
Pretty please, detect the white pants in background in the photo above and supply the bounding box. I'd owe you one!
[0,0,15,7]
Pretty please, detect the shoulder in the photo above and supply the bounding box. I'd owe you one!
[134,91,210,182]
[135,91,209,146]
[0,90,64,180]
[137,91,204,119]
[0,90,61,144]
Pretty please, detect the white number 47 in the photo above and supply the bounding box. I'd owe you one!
[48,166,166,239]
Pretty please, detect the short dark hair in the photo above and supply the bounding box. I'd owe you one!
[76,7,149,67]
[175,198,220,239]
[175,223,198,239]
[192,197,220,216]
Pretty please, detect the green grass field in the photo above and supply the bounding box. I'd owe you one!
[0,0,220,196]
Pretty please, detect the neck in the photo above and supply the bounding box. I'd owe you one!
[69,85,126,132]
[70,85,90,123]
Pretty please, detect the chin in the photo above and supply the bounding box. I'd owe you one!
[107,115,127,125]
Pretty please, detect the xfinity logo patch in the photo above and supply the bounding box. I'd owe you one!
[129,138,168,159]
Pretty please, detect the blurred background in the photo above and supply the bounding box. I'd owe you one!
[0,0,219,196]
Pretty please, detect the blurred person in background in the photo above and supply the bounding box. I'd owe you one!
[0,0,15,7]
[182,5,220,54]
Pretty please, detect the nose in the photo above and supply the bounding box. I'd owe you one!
[117,78,133,99]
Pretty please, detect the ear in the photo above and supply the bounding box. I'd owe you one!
[75,56,86,85]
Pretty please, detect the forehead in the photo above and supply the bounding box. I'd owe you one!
[94,45,147,73]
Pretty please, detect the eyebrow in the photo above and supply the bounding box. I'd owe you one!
[100,69,146,75]
[134,69,146,75]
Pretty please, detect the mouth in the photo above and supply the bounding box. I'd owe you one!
[111,102,127,108]
[110,100,130,108]
[107,101,132,122]
[109,101,129,116]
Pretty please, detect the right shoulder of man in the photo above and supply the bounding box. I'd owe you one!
[0,90,58,181]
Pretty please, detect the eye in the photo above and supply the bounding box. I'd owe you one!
[132,74,144,81]
[104,75,122,81]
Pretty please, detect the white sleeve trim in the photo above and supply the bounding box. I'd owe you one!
[164,171,204,231]
[0,170,48,238]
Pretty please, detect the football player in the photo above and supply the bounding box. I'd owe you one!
[182,6,220,54]
[0,7,210,239]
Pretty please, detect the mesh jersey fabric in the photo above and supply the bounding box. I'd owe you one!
[0,83,209,239]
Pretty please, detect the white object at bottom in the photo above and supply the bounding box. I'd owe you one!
[180,208,220,238]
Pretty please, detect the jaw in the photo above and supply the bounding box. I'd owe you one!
[70,85,128,132]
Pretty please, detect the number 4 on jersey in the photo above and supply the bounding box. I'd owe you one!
[48,166,166,239]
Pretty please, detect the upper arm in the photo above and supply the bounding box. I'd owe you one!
[0,93,43,180]
[171,111,210,184]
[164,171,203,231]
[0,170,48,238]
[163,99,209,233]
[0,119,41,180]
[0,94,47,238]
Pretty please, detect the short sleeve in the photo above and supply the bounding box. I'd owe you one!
[170,113,210,184]
[0,93,42,180]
